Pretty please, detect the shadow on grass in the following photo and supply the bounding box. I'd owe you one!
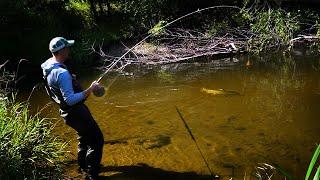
[99,163,219,180]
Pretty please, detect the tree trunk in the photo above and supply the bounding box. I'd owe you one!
[98,0,104,14]
[106,0,111,15]
[88,0,98,20]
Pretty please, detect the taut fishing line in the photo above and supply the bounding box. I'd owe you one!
[176,107,219,179]
[92,5,240,97]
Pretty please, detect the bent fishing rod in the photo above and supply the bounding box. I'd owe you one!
[95,5,240,84]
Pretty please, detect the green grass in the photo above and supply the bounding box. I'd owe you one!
[305,144,320,180]
[274,163,295,180]
[0,96,67,180]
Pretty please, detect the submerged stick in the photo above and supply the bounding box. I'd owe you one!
[175,106,219,179]
[95,5,240,83]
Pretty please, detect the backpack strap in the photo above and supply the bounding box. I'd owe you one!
[42,65,71,110]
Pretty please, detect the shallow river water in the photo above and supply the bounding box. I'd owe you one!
[27,52,320,179]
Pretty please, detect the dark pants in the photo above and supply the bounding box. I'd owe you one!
[60,104,104,177]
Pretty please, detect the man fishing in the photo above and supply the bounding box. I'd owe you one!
[41,37,104,180]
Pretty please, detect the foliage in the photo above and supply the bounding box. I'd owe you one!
[237,1,320,53]
[65,0,95,28]
[0,62,14,97]
[317,21,320,37]
[1,0,320,63]
[245,8,300,52]
[203,1,319,53]
[119,0,169,30]
[148,21,167,35]
[274,163,295,180]
[0,65,67,179]
[207,21,229,37]
[305,144,320,180]
[0,97,67,179]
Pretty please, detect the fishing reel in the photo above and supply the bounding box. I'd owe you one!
[92,85,105,97]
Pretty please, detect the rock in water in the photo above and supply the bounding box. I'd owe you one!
[93,85,105,97]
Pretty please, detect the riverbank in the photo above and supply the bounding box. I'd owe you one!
[1,1,320,67]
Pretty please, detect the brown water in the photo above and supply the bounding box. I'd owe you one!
[27,53,320,179]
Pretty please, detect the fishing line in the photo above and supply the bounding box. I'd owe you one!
[175,106,219,179]
[93,5,240,97]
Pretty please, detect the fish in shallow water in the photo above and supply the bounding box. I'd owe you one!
[201,88,241,96]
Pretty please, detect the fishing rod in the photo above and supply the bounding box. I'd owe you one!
[92,5,240,96]
[175,106,219,179]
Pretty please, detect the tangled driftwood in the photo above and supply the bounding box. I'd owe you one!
[93,28,248,72]
[289,35,320,46]
[92,27,319,73]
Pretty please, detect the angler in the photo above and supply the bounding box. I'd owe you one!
[41,37,104,180]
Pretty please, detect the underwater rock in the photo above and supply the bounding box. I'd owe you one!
[135,135,171,149]
[227,115,237,122]
[234,147,242,152]
[146,120,155,125]
[105,135,171,149]
[104,139,129,145]
[234,127,247,131]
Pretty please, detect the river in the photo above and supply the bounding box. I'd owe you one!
[25,51,320,179]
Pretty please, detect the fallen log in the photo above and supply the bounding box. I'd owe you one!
[289,35,320,46]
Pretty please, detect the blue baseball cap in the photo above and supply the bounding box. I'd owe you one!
[49,37,75,53]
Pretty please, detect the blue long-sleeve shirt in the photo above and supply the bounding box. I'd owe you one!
[41,58,85,106]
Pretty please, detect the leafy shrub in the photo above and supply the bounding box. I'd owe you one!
[246,8,300,52]
[65,0,95,28]
[119,0,169,30]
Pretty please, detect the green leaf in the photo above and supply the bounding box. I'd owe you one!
[306,145,320,180]
[274,163,295,180]
[313,165,320,180]
[148,20,167,35]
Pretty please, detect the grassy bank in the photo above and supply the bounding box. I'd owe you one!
[0,65,66,179]
[0,98,67,179]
